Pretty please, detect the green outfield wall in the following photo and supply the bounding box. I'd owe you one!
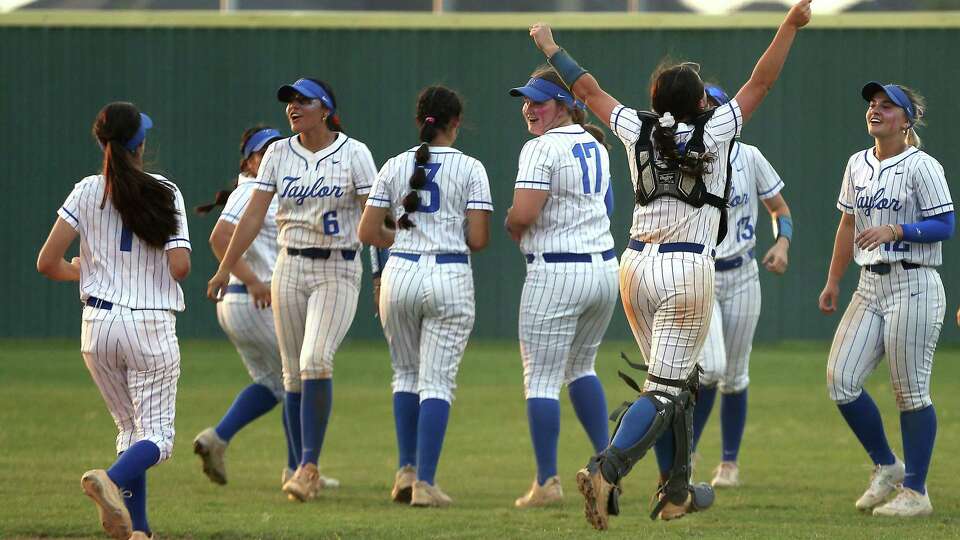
[3,12,959,345]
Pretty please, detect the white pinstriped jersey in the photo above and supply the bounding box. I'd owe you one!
[611,100,743,248]
[837,147,953,266]
[254,133,377,250]
[367,146,493,254]
[514,125,614,254]
[715,142,784,259]
[58,174,191,311]
[219,174,279,285]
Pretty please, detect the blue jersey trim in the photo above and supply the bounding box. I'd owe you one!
[59,206,79,223]
[921,202,953,213]
[369,196,391,203]
[516,180,551,186]
[877,148,920,177]
[758,180,784,197]
[165,237,191,244]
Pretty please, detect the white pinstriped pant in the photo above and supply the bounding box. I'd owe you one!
[80,306,180,461]
[827,265,945,411]
[271,250,361,391]
[217,291,283,400]
[620,248,715,396]
[520,256,619,399]
[380,256,475,403]
[698,259,761,393]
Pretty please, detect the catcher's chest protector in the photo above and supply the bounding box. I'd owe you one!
[633,109,733,243]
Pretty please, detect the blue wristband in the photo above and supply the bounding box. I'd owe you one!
[774,215,793,242]
[547,48,588,88]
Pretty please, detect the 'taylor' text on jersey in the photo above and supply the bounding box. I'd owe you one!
[281,176,345,205]
[855,186,902,216]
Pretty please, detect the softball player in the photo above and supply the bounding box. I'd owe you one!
[37,102,190,540]
[359,85,493,507]
[819,82,953,517]
[208,78,377,502]
[691,85,794,488]
[528,0,811,528]
[192,126,299,487]
[505,67,618,509]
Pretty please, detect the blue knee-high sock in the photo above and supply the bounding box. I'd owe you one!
[568,375,610,453]
[301,379,333,465]
[214,383,279,442]
[416,398,450,485]
[720,390,748,462]
[610,397,656,450]
[119,472,149,534]
[901,405,937,494]
[107,440,161,487]
[284,392,303,466]
[836,391,896,466]
[526,398,561,485]
[691,385,718,452]
[394,392,420,469]
[281,404,297,471]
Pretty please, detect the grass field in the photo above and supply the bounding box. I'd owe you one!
[2,339,959,539]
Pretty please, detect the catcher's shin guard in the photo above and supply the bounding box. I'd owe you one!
[597,392,675,486]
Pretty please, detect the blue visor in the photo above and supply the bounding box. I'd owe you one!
[509,78,585,110]
[242,128,282,158]
[277,78,335,113]
[705,84,731,106]
[123,113,152,152]
[861,81,915,125]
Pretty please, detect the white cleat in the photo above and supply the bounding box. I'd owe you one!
[193,427,228,485]
[710,461,740,488]
[855,459,905,511]
[872,486,933,517]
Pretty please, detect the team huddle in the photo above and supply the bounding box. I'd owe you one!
[35,0,957,537]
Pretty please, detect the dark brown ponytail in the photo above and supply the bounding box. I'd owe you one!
[647,61,715,203]
[398,85,464,230]
[195,125,278,216]
[93,102,178,249]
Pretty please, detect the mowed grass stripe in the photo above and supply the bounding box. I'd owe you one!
[1,339,958,539]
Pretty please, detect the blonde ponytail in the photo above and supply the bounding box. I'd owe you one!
[898,85,926,148]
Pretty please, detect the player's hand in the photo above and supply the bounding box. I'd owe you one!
[529,22,560,56]
[70,256,81,271]
[784,0,812,29]
[372,276,382,319]
[818,282,839,314]
[762,239,789,275]
[855,225,898,251]
[248,280,272,309]
[207,270,230,302]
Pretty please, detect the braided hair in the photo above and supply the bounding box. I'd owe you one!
[398,85,463,230]
[646,61,716,202]
[93,102,178,249]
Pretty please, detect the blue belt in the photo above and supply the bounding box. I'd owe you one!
[715,249,755,272]
[628,239,713,256]
[526,249,617,264]
[865,261,922,275]
[287,247,357,260]
[392,252,469,264]
[226,284,248,294]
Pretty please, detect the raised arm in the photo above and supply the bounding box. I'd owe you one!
[735,0,812,123]
[529,23,621,128]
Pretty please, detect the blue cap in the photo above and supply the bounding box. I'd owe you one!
[122,113,152,152]
[242,128,283,159]
[509,78,585,110]
[277,78,335,113]
[861,82,916,125]
[705,84,731,106]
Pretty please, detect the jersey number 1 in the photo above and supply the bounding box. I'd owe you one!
[120,225,133,252]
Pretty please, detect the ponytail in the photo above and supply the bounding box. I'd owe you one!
[194,189,233,216]
[398,143,431,230]
[898,85,927,149]
[196,125,280,216]
[100,140,178,248]
[93,103,178,249]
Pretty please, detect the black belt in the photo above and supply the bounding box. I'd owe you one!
[226,284,248,294]
[715,249,755,272]
[286,247,357,260]
[392,252,469,264]
[865,261,922,275]
[525,249,617,264]
[85,296,167,312]
[628,239,714,257]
